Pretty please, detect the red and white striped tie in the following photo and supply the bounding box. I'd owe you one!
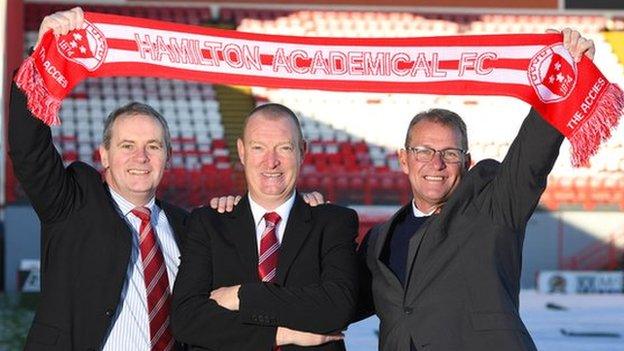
[258,212,281,282]
[132,207,174,351]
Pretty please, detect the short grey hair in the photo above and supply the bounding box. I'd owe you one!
[404,108,468,151]
[242,103,304,147]
[102,102,172,155]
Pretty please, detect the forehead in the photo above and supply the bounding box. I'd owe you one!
[409,120,461,146]
[110,113,165,139]
[244,113,300,141]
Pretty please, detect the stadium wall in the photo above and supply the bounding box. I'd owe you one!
[3,204,621,292]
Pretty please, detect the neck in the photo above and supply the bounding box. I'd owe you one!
[107,185,153,208]
[249,191,294,211]
[412,199,440,215]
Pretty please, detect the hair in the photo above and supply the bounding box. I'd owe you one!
[404,108,468,151]
[241,103,304,146]
[102,102,172,154]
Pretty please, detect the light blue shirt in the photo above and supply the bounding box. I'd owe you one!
[102,188,180,351]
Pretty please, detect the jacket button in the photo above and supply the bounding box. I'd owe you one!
[252,315,258,322]
[105,309,114,317]
[403,307,413,315]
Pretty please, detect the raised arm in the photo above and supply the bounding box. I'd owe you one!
[8,82,86,223]
[9,7,88,224]
[482,28,595,230]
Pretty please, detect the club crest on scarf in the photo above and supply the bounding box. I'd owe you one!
[56,20,107,72]
[528,43,578,104]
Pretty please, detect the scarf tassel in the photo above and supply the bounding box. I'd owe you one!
[569,83,624,167]
[14,56,62,126]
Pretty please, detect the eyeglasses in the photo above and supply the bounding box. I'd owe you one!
[404,145,467,163]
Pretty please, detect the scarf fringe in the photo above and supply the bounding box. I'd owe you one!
[569,83,624,167]
[14,56,62,126]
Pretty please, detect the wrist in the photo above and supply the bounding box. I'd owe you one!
[275,327,287,346]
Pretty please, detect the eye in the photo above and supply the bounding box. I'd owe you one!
[120,143,133,150]
[444,149,461,159]
[416,148,433,157]
[280,145,294,152]
[148,144,162,151]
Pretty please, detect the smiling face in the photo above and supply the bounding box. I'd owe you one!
[99,113,168,206]
[237,111,305,210]
[398,120,470,213]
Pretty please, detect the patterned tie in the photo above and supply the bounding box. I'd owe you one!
[132,207,174,351]
[258,212,281,282]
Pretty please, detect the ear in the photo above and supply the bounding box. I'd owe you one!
[398,148,409,175]
[299,139,308,163]
[463,153,472,172]
[236,138,245,166]
[99,144,109,169]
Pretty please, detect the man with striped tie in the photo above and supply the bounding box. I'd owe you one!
[10,8,188,351]
[172,103,360,350]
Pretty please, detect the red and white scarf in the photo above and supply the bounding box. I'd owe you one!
[15,12,624,167]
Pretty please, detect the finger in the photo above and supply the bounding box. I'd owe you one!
[209,197,219,209]
[51,12,71,36]
[225,195,236,212]
[579,38,595,61]
[561,27,572,51]
[310,191,325,205]
[234,195,242,205]
[302,193,312,205]
[72,7,85,29]
[217,197,228,213]
[569,30,581,61]
[545,28,559,34]
[573,37,588,62]
[66,8,79,31]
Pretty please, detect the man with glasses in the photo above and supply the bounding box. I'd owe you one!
[355,28,595,351]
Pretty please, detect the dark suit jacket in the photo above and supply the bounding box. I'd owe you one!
[358,109,563,351]
[171,195,359,351]
[9,83,188,351]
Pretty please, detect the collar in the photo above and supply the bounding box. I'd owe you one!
[108,186,157,217]
[248,191,296,227]
[411,200,436,218]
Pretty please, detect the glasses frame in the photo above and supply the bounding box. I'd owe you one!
[404,145,468,164]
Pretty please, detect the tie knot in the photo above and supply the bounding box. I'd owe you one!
[131,207,151,222]
[264,212,281,227]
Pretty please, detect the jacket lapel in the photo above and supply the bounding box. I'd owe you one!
[403,214,435,296]
[157,200,186,249]
[102,186,134,300]
[404,207,479,305]
[276,194,312,285]
[373,204,410,290]
[224,196,260,282]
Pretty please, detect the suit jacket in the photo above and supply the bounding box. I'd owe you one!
[359,109,563,351]
[9,83,189,351]
[171,194,359,351]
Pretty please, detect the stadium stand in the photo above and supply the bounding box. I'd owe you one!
[12,3,624,212]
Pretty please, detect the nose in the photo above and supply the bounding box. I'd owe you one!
[430,151,446,170]
[265,150,280,167]
[134,147,149,162]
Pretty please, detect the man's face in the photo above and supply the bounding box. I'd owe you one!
[99,114,168,206]
[398,120,470,213]
[237,113,305,209]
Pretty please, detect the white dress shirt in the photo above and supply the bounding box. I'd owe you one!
[102,188,180,351]
[412,201,436,218]
[248,192,296,254]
